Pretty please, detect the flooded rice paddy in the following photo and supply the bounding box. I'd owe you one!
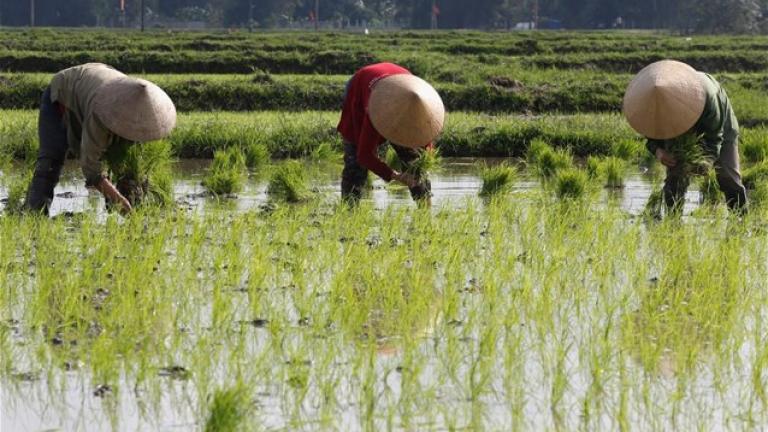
[1,158,698,217]
[1,159,758,432]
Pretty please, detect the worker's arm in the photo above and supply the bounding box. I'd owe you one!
[94,177,132,214]
[355,116,418,187]
[81,114,132,214]
[697,103,724,160]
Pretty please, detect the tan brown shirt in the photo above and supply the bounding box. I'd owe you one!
[49,63,133,185]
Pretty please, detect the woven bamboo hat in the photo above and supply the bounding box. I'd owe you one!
[94,77,177,142]
[368,75,445,148]
[623,60,706,140]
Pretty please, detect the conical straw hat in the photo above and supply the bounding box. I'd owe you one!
[623,60,706,140]
[368,75,445,148]
[94,77,177,142]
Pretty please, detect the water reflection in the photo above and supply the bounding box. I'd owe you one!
[1,159,705,217]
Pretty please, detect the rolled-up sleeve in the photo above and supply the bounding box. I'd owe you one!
[80,114,110,187]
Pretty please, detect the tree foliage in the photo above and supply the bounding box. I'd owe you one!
[0,0,766,33]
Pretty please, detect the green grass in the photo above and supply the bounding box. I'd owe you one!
[743,161,768,189]
[0,110,651,160]
[741,128,768,163]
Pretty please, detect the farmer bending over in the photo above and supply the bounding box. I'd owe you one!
[623,60,747,213]
[24,63,177,215]
[337,62,445,204]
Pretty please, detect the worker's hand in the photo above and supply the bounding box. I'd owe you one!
[655,148,677,168]
[96,177,133,215]
[393,171,418,189]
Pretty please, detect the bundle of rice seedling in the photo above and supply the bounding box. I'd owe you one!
[555,168,588,199]
[664,133,711,176]
[105,140,174,206]
[243,141,270,169]
[268,160,310,202]
[643,188,664,220]
[602,156,627,189]
[202,147,247,196]
[405,147,442,176]
[386,146,441,177]
[586,156,603,179]
[526,138,550,164]
[479,162,516,197]
[204,385,251,432]
[698,170,723,206]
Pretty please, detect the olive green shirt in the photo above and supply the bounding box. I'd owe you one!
[49,63,133,186]
[646,73,739,159]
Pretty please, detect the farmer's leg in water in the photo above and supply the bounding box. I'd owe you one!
[341,141,369,204]
[24,87,68,215]
[715,138,748,212]
[663,164,689,215]
[391,143,432,202]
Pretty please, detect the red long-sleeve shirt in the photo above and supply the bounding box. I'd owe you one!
[337,62,411,182]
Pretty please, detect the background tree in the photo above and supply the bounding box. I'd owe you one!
[0,0,765,32]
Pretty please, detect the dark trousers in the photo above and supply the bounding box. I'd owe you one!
[341,141,431,203]
[23,87,69,215]
[663,138,748,213]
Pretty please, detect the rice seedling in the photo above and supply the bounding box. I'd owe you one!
[243,142,270,169]
[1,169,32,214]
[612,138,643,161]
[527,139,573,179]
[479,162,516,196]
[202,147,247,195]
[526,138,550,164]
[698,170,723,206]
[748,181,768,210]
[406,147,442,175]
[664,133,712,177]
[309,142,340,161]
[382,145,401,173]
[1,181,767,430]
[104,140,174,207]
[267,160,310,202]
[554,168,588,199]
[602,156,627,189]
[586,156,603,179]
[204,385,252,432]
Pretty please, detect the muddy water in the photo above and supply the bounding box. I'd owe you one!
[1,158,704,216]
